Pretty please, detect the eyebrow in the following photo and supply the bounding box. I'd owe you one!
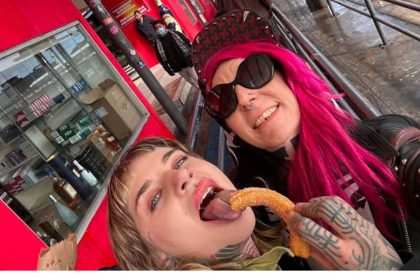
[161,148,177,164]
[134,148,178,209]
[135,180,151,209]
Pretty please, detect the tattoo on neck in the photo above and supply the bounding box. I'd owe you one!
[212,237,260,262]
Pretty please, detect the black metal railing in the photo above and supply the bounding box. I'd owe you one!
[382,0,420,12]
[272,5,381,119]
[185,92,204,150]
[325,0,420,44]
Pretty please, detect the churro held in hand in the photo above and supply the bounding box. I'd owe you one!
[230,187,311,258]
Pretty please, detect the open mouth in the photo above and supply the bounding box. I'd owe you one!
[198,188,240,221]
[199,187,220,220]
[254,105,279,129]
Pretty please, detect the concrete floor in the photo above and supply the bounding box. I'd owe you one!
[134,64,195,133]
[275,0,420,121]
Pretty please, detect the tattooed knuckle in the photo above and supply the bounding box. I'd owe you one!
[289,214,301,229]
[308,197,322,204]
[340,249,353,262]
[294,217,315,234]
[331,195,345,204]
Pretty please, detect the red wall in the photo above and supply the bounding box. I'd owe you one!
[0,0,173,270]
[0,201,46,270]
[101,0,160,67]
[101,0,214,68]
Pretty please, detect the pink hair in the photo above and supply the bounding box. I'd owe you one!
[201,42,403,236]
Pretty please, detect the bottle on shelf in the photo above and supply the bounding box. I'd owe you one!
[52,176,80,209]
[36,231,57,247]
[39,220,64,243]
[49,194,79,228]
[36,231,49,244]
[47,153,93,201]
[72,160,98,187]
[0,186,33,224]
[95,126,121,153]
[104,135,121,153]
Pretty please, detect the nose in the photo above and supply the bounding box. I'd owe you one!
[235,85,256,111]
[164,168,195,197]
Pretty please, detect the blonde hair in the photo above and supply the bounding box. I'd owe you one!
[107,137,285,270]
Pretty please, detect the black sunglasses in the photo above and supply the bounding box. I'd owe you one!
[205,53,275,119]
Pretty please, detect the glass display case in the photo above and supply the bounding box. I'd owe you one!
[0,22,148,245]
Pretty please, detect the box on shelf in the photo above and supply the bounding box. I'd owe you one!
[76,125,116,165]
[97,79,115,91]
[83,80,141,141]
[51,112,96,146]
[2,175,26,195]
[0,124,20,143]
[18,142,38,159]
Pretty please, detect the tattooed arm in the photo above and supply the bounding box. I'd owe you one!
[284,196,402,270]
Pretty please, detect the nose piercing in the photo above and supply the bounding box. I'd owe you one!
[241,101,253,110]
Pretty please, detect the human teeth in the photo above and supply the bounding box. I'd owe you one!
[200,187,215,208]
[254,106,278,128]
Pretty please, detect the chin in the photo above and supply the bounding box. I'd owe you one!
[235,208,256,237]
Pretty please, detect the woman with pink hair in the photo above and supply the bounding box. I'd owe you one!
[192,9,420,264]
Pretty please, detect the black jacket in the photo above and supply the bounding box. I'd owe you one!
[230,114,420,269]
[154,31,193,75]
[136,15,157,44]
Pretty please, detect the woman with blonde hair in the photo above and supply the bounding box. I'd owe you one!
[106,137,410,270]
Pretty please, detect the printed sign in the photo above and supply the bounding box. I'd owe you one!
[69,79,88,94]
[110,0,149,28]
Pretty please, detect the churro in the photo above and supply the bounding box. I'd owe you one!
[229,187,310,258]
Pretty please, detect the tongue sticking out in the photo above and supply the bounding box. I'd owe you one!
[201,190,241,221]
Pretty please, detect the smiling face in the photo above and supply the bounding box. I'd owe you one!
[211,58,301,152]
[124,146,255,262]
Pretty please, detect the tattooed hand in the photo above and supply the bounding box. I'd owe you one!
[284,196,402,270]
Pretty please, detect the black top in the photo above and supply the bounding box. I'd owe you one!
[154,31,193,75]
[136,15,157,44]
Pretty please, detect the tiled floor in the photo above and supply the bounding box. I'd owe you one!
[135,64,195,134]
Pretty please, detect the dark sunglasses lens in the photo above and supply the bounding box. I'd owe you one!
[219,86,237,118]
[205,54,273,119]
[205,90,222,116]
[206,85,237,119]
[238,55,273,89]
